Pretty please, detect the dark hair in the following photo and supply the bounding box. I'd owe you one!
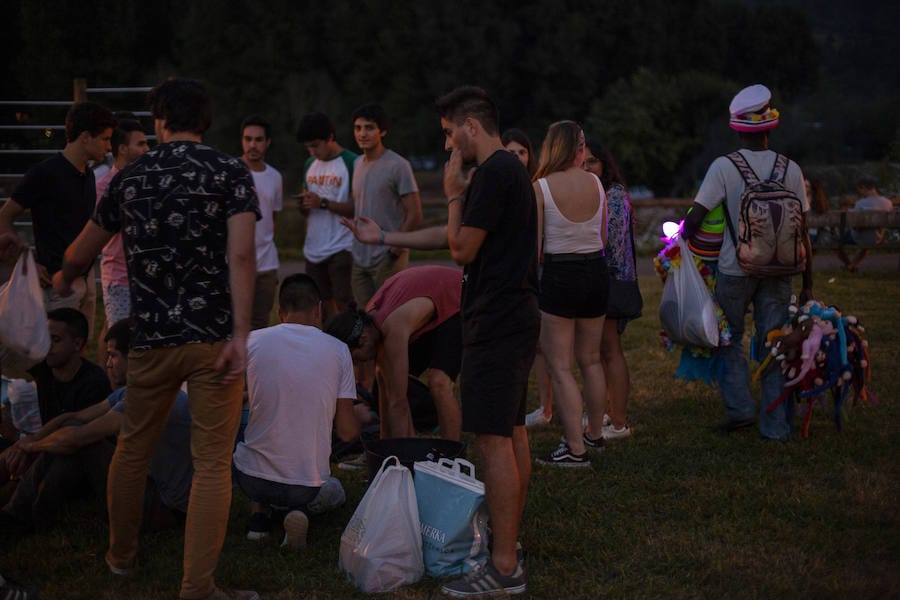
[586,140,626,189]
[501,128,537,177]
[47,307,89,341]
[296,112,335,143]
[241,114,271,140]
[805,178,828,214]
[111,119,144,158]
[104,318,132,353]
[114,110,137,121]
[148,78,211,135]
[857,175,878,191]
[65,102,115,142]
[278,273,321,312]
[435,86,499,136]
[350,103,389,132]
[324,310,372,349]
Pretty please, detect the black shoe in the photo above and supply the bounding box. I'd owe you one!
[716,416,756,432]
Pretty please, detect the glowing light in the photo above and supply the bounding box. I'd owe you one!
[662,221,681,240]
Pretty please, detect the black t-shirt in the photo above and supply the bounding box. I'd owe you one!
[460,150,539,344]
[11,154,96,275]
[29,359,112,424]
[93,141,260,349]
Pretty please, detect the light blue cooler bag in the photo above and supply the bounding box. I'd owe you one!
[413,457,489,577]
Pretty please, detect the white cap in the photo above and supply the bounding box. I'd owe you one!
[729,84,771,117]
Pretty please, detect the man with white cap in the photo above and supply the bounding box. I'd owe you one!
[682,83,813,441]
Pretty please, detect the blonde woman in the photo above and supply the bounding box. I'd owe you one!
[533,121,608,467]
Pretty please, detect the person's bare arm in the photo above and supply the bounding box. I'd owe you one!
[28,399,111,442]
[533,181,545,259]
[215,211,256,383]
[334,397,360,442]
[300,190,354,218]
[444,149,486,265]
[681,202,710,240]
[800,218,814,303]
[19,410,122,455]
[0,199,25,239]
[53,221,114,295]
[342,217,449,250]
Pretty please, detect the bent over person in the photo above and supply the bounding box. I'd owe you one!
[53,78,260,600]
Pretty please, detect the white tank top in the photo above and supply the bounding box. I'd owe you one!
[539,173,605,255]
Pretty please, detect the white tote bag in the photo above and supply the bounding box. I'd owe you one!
[658,236,720,348]
[0,249,50,375]
[339,456,424,593]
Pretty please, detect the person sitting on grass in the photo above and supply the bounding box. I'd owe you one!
[325,265,463,442]
[232,274,359,549]
[0,319,193,534]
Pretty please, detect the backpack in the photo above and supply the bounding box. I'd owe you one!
[723,151,807,277]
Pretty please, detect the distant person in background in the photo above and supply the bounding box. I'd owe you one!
[532,121,608,468]
[0,102,116,335]
[804,178,831,248]
[95,119,149,368]
[584,141,641,440]
[837,176,894,272]
[348,103,422,308]
[502,129,555,430]
[241,115,283,330]
[296,112,357,321]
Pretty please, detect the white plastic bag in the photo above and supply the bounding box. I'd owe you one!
[0,249,50,375]
[658,236,719,348]
[414,458,489,577]
[339,455,424,593]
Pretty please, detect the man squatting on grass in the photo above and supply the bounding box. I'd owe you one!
[53,78,261,600]
[344,85,538,598]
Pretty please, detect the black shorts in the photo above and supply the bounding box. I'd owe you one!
[408,313,462,380]
[539,252,609,318]
[460,324,538,437]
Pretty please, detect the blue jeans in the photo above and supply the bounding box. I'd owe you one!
[715,273,792,440]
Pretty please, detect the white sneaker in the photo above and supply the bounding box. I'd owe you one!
[282,510,309,549]
[525,407,551,427]
[602,424,632,440]
[337,454,367,471]
[602,413,611,427]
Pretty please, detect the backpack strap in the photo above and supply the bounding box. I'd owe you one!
[768,153,788,184]
[725,151,760,186]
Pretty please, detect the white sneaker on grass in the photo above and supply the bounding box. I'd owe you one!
[602,424,632,440]
[525,407,551,427]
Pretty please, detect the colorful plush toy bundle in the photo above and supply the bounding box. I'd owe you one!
[755,299,875,438]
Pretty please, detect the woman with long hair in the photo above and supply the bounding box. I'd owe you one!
[502,128,554,427]
[584,141,641,440]
[533,121,608,467]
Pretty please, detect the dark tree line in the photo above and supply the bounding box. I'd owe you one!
[2,0,897,195]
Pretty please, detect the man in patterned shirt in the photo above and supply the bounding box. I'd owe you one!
[53,78,260,600]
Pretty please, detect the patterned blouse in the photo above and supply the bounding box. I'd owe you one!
[604,183,637,282]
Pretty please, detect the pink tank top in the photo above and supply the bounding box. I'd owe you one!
[367,265,462,342]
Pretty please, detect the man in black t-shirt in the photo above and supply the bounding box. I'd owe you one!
[0,102,114,333]
[53,78,259,600]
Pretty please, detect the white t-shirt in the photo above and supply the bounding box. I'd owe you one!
[303,151,355,263]
[250,164,283,272]
[694,149,808,277]
[233,323,356,486]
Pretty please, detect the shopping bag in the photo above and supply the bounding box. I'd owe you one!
[0,249,50,375]
[413,458,489,577]
[658,236,719,348]
[339,455,423,593]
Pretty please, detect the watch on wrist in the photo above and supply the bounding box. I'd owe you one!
[319,198,329,210]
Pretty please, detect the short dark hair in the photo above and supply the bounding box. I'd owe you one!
[241,114,271,140]
[324,310,372,349]
[65,102,115,143]
[111,119,144,159]
[296,112,335,143]
[278,273,321,312]
[350,103,389,132]
[47,307,89,342]
[435,86,499,136]
[149,78,211,135]
[104,318,132,353]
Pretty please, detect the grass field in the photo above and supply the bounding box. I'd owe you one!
[2,266,898,599]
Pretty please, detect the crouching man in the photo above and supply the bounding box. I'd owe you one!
[233,274,359,548]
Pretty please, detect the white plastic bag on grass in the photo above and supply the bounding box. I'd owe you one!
[339,455,423,593]
[658,236,720,348]
[0,249,50,374]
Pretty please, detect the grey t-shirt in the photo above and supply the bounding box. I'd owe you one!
[351,149,419,268]
[112,388,193,512]
[694,149,807,277]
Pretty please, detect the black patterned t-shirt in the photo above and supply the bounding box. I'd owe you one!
[94,141,260,350]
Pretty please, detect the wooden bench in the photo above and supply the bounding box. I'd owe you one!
[805,210,900,270]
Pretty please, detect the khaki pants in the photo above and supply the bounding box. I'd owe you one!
[351,250,408,308]
[105,342,243,599]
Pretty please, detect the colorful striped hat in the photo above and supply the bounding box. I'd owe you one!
[729,84,779,132]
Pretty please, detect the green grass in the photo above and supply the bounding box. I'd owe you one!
[3,267,898,599]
